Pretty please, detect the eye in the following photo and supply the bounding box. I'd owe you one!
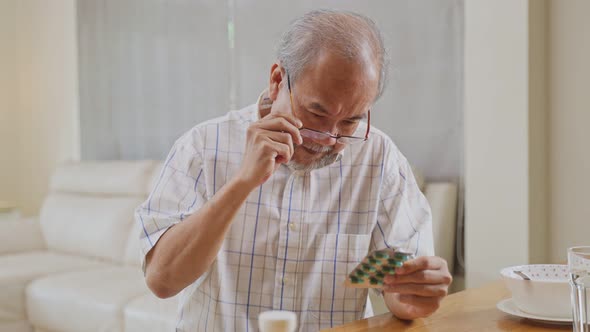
[308,111,323,118]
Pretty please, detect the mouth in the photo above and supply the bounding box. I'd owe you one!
[301,145,320,155]
[298,143,335,157]
[287,144,341,171]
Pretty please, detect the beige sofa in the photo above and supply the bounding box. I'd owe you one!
[0,161,457,332]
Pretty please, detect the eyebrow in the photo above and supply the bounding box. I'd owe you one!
[308,102,367,121]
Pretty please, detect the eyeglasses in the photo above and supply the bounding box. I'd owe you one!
[286,72,370,145]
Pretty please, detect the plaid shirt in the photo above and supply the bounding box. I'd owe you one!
[136,96,433,332]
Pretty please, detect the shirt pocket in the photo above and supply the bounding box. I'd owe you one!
[304,233,371,326]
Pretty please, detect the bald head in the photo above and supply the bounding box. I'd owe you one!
[276,9,388,100]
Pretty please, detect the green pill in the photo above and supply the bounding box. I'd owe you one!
[355,269,368,277]
[394,252,410,261]
[349,276,362,284]
[392,260,404,268]
[369,277,383,285]
[368,257,382,265]
[375,271,385,279]
[374,251,389,259]
[362,263,376,272]
[381,265,392,273]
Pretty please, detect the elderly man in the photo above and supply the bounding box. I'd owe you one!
[136,9,452,332]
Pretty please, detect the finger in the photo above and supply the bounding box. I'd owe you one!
[262,138,292,164]
[384,270,445,285]
[397,294,441,310]
[395,256,444,275]
[256,116,303,145]
[382,283,448,298]
[265,131,294,159]
[264,113,303,130]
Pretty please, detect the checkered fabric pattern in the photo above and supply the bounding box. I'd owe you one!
[135,99,433,332]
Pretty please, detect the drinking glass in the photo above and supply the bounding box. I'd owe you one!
[569,246,590,332]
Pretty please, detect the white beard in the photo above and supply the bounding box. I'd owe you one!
[285,142,341,172]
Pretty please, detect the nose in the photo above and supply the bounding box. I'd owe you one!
[315,135,337,146]
[315,123,340,146]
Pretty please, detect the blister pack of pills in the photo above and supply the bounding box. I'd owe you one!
[344,248,414,288]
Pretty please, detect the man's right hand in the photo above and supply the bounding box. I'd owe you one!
[237,113,303,188]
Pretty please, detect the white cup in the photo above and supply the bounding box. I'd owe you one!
[258,310,297,332]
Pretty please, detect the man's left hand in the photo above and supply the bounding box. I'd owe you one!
[382,256,453,320]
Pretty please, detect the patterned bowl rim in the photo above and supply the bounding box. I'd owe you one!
[500,264,568,283]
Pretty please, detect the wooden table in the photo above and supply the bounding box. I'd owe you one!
[323,281,571,332]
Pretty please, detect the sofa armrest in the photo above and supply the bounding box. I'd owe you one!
[0,216,46,254]
[424,182,458,271]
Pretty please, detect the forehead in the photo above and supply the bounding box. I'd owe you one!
[293,51,379,118]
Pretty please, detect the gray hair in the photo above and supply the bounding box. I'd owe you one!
[277,9,389,100]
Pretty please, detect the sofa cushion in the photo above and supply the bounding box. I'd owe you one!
[146,162,165,196]
[410,166,426,192]
[0,251,106,321]
[424,182,458,270]
[123,293,179,332]
[26,267,148,332]
[50,161,158,197]
[121,162,165,267]
[123,219,142,267]
[39,193,143,263]
[0,217,45,255]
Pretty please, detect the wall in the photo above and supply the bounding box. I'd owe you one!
[465,0,590,286]
[548,0,590,262]
[464,0,530,287]
[76,0,230,160]
[0,0,80,216]
[77,0,464,183]
[528,0,548,265]
[0,0,20,205]
[0,1,18,208]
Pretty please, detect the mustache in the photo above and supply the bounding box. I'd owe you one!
[298,142,334,153]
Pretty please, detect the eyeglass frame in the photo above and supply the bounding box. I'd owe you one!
[286,72,371,145]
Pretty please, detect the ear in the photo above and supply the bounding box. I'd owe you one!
[268,63,284,101]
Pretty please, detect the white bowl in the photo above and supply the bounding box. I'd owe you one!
[500,264,571,319]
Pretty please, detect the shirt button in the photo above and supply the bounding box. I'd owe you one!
[282,277,289,284]
[289,223,296,231]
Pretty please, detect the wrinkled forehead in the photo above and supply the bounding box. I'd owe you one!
[293,77,376,120]
[291,50,379,118]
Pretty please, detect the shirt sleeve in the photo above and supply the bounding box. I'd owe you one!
[134,132,208,271]
[370,142,435,258]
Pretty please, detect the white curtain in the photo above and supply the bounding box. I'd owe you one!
[78,0,463,181]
